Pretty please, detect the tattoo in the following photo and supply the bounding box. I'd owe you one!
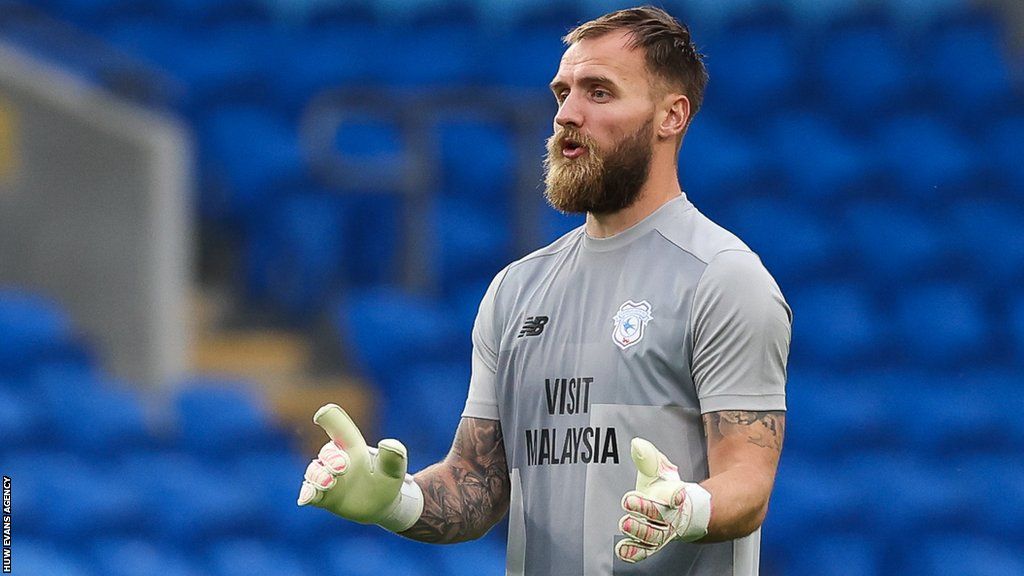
[402,417,510,543]
[703,410,785,452]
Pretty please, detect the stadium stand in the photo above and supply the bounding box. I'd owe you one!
[0,0,1022,574]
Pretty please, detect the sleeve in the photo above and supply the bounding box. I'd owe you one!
[690,250,792,414]
[461,266,509,420]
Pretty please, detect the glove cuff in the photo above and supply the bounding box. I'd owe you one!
[377,473,424,533]
[678,482,712,542]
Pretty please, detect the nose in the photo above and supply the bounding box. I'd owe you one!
[554,92,583,130]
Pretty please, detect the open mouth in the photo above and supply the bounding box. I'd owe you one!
[562,139,587,159]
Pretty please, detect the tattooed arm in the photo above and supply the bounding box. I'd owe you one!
[400,416,510,543]
[698,410,785,542]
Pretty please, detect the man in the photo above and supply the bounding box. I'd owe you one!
[297,6,791,575]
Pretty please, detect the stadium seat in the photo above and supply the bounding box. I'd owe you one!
[984,114,1024,192]
[925,11,1015,117]
[46,382,153,457]
[761,110,876,203]
[435,117,515,208]
[0,388,41,450]
[487,24,568,88]
[89,538,205,576]
[842,200,944,283]
[946,455,1024,540]
[784,534,882,576]
[701,17,801,117]
[892,282,990,367]
[9,539,97,576]
[209,539,312,576]
[174,378,287,458]
[911,534,1024,576]
[897,376,1016,454]
[0,290,78,375]
[942,198,1024,288]
[335,287,463,384]
[874,114,977,199]
[199,105,305,224]
[786,284,885,368]
[273,22,380,111]
[766,455,862,542]
[815,18,914,123]
[386,22,482,87]
[679,116,767,208]
[433,197,512,298]
[319,534,437,576]
[244,192,349,318]
[438,538,507,576]
[380,360,470,470]
[722,198,840,285]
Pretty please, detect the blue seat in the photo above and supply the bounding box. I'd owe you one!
[319,535,437,576]
[680,117,766,207]
[244,192,349,319]
[787,284,884,368]
[435,118,515,208]
[945,455,1024,539]
[434,198,512,298]
[842,201,943,283]
[89,538,204,576]
[47,384,152,457]
[784,534,881,576]
[893,283,989,367]
[174,379,286,458]
[897,376,1015,454]
[1011,294,1024,367]
[381,361,470,470]
[0,388,41,450]
[487,24,567,88]
[165,0,270,24]
[816,21,913,122]
[543,209,585,245]
[336,287,463,384]
[702,20,800,116]
[438,539,507,576]
[199,105,305,224]
[722,198,838,285]
[913,534,1024,576]
[0,290,77,375]
[874,114,977,199]
[926,13,1014,116]
[883,0,970,29]
[9,539,97,576]
[782,0,863,29]
[762,111,875,203]
[985,114,1024,192]
[209,539,312,576]
[387,22,482,88]
[274,23,379,111]
[118,451,267,543]
[942,198,1024,288]
[765,455,862,541]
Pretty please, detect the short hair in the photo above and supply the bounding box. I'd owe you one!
[564,6,708,125]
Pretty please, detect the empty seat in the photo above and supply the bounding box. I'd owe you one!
[89,538,204,576]
[784,534,882,576]
[680,117,766,205]
[435,118,515,208]
[487,24,568,88]
[174,379,286,458]
[842,201,944,283]
[925,13,1014,116]
[892,282,990,367]
[762,111,875,203]
[985,114,1024,192]
[787,284,885,368]
[722,198,839,285]
[942,198,1024,288]
[209,539,312,576]
[434,198,512,298]
[1011,294,1024,367]
[319,535,437,576]
[816,21,914,122]
[0,290,77,375]
[0,388,41,450]
[702,19,800,116]
[874,114,977,199]
[9,539,97,576]
[273,23,379,111]
[387,22,482,88]
[380,360,470,470]
[335,287,463,384]
[912,534,1024,576]
[438,538,507,576]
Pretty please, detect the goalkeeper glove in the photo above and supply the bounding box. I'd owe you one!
[615,437,712,563]
[297,403,423,533]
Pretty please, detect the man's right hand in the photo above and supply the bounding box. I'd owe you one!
[297,403,423,532]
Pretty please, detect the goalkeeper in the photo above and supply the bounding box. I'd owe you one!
[298,6,790,575]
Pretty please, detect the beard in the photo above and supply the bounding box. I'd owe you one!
[543,118,654,215]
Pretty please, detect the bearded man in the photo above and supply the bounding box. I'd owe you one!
[298,6,792,575]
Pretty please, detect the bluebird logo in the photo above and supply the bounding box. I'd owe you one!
[612,300,653,350]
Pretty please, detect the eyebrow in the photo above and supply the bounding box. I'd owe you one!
[549,75,619,93]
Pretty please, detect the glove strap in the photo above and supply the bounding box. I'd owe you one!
[378,474,424,533]
[678,482,712,542]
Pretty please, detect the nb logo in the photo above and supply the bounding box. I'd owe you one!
[517,316,549,338]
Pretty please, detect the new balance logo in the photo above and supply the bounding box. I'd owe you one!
[518,316,549,338]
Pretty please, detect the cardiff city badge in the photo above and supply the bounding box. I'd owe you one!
[611,300,653,350]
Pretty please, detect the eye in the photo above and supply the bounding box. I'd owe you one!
[555,89,569,104]
[592,89,611,102]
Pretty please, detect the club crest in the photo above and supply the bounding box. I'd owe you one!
[611,300,653,350]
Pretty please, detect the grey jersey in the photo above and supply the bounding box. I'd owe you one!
[462,195,792,576]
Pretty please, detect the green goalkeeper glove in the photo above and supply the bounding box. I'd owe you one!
[297,403,423,532]
[615,437,713,563]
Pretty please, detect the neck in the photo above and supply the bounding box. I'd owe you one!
[584,161,682,238]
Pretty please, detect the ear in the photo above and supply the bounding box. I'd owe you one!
[657,94,690,140]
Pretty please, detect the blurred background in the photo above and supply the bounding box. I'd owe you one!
[0,0,1022,574]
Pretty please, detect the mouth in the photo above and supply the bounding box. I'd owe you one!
[561,138,587,159]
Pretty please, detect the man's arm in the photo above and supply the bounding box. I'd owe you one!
[401,416,511,543]
[699,409,785,541]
